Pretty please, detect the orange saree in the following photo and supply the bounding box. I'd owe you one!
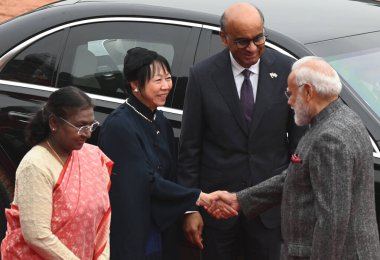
[1,144,112,260]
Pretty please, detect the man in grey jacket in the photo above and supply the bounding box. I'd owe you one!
[203,56,380,259]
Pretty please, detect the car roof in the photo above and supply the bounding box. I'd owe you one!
[1,0,380,53]
[75,0,380,44]
[0,2,217,55]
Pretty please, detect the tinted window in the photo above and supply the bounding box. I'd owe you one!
[308,31,380,120]
[171,28,223,109]
[0,31,65,86]
[210,31,225,56]
[58,21,194,103]
[195,29,224,64]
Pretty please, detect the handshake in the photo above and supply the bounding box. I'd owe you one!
[196,191,240,219]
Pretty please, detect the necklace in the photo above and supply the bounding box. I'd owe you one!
[46,140,65,166]
[125,98,154,123]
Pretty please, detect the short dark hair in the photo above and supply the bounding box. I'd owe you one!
[123,47,171,94]
[25,86,93,146]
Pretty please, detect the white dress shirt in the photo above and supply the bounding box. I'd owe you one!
[229,52,260,102]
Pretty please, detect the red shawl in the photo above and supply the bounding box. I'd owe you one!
[1,144,112,259]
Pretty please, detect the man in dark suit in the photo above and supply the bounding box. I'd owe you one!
[205,56,380,259]
[178,3,305,260]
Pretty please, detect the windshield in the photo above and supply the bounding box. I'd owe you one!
[326,47,380,118]
[307,31,380,120]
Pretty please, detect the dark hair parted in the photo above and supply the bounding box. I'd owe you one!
[123,47,171,94]
[25,86,94,146]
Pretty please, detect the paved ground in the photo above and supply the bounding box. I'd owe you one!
[0,0,55,23]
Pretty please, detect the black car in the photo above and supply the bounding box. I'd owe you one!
[1,0,380,240]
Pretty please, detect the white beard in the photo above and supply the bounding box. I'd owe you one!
[293,96,313,126]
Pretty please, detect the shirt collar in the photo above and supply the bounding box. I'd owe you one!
[230,52,260,77]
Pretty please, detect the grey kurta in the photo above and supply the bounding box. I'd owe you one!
[237,98,380,259]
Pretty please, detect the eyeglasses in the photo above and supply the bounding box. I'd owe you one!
[284,84,306,99]
[284,90,291,99]
[226,34,267,49]
[59,117,100,135]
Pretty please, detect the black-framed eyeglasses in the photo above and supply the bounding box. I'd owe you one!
[284,84,306,99]
[226,34,267,49]
[59,117,100,135]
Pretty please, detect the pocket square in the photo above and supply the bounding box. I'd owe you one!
[291,153,302,164]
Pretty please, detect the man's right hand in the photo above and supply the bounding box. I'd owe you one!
[197,191,239,219]
[183,212,204,250]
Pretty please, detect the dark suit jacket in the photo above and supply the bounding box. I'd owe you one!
[178,48,305,228]
[237,99,380,259]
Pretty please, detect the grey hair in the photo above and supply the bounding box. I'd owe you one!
[220,4,265,31]
[292,56,342,97]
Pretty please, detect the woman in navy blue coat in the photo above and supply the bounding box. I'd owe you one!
[98,47,207,260]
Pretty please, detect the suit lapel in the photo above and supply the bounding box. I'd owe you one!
[211,49,248,135]
[249,50,277,135]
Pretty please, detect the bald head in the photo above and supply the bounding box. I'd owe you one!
[291,56,342,98]
[219,3,266,67]
[220,3,264,33]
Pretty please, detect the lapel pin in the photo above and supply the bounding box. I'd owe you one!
[269,72,278,78]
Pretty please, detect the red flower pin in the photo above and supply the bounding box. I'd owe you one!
[291,153,302,164]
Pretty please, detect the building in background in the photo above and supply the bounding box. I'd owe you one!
[0,0,55,23]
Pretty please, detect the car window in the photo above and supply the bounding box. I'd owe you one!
[57,21,193,102]
[0,31,65,86]
[308,31,380,120]
[326,48,380,117]
[209,30,225,56]
[170,28,224,109]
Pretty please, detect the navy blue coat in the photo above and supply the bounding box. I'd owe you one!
[98,95,200,260]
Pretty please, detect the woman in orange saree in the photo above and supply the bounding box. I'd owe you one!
[1,86,112,260]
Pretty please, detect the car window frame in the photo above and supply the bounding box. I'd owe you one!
[0,19,379,159]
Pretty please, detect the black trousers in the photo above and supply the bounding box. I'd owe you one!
[201,214,281,260]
